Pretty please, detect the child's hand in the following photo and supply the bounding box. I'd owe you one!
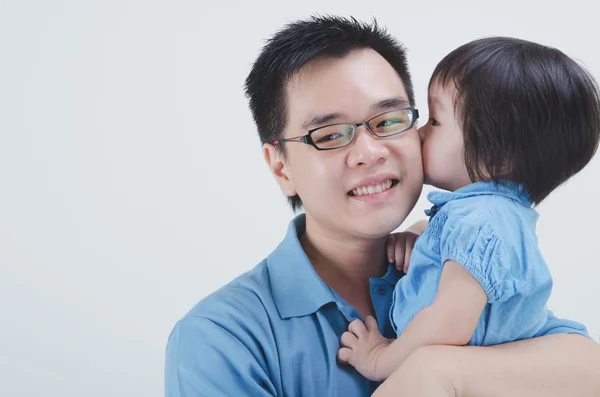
[386,231,418,274]
[337,316,393,381]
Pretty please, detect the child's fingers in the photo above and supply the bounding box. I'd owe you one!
[394,236,405,271]
[337,347,352,364]
[340,331,358,348]
[348,319,368,338]
[386,234,396,263]
[364,316,379,333]
[403,243,412,273]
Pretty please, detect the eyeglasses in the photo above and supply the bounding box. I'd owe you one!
[273,107,419,151]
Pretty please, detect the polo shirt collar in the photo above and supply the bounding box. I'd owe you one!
[267,214,337,319]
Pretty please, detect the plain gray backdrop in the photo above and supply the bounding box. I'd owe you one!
[1,1,599,396]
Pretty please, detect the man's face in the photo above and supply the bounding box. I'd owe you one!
[265,49,423,239]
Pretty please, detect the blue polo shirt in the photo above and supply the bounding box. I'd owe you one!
[165,213,587,396]
[165,214,399,396]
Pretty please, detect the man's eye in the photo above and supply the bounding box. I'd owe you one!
[430,117,440,126]
[316,133,341,143]
[377,118,404,128]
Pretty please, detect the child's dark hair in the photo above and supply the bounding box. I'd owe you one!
[430,37,600,204]
[245,16,413,211]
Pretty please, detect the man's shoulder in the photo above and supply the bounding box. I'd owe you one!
[182,259,276,325]
[165,260,282,395]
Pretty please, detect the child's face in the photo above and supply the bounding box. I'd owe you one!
[418,82,472,191]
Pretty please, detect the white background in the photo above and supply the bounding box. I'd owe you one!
[1,1,599,396]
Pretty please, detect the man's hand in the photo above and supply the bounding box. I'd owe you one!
[337,316,393,381]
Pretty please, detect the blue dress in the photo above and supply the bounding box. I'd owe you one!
[390,181,588,345]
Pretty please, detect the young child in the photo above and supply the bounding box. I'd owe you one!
[338,37,600,382]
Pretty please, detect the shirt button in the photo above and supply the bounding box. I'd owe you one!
[377,287,387,295]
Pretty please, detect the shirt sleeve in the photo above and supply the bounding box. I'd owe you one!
[440,214,525,303]
[165,290,277,397]
[534,310,590,338]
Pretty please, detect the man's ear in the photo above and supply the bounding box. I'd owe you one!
[263,143,297,197]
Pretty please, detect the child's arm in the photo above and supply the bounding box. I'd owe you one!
[338,260,487,381]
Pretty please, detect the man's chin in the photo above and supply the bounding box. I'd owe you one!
[353,213,405,239]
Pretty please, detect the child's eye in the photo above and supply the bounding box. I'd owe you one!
[429,117,440,126]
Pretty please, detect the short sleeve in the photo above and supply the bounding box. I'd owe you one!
[534,310,590,338]
[165,287,277,397]
[440,215,525,303]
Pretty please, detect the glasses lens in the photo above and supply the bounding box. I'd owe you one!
[311,124,355,149]
[369,109,414,136]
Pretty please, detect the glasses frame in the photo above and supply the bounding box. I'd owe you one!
[272,107,419,151]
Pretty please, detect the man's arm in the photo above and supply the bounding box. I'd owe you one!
[373,334,600,397]
[457,333,600,397]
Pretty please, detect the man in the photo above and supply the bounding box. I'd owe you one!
[165,16,600,396]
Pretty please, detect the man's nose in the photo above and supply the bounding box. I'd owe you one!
[346,126,390,168]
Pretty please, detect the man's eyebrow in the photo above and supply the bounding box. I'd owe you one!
[301,97,410,130]
[371,97,411,111]
[302,112,346,129]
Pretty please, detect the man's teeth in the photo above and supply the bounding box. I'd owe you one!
[352,179,393,196]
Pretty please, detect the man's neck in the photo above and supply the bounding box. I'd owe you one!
[300,214,389,318]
